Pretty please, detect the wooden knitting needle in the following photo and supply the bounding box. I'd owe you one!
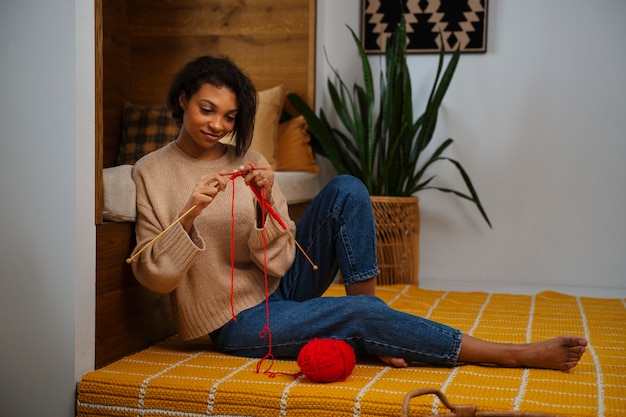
[125,201,317,269]
[127,169,318,270]
[125,199,318,270]
[283,228,318,270]
[125,205,197,264]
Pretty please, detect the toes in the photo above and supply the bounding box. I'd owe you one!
[390,357,408,368]
[378,355,392,365]
[378,355,408,368]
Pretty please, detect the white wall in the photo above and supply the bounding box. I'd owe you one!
[317,0,626,293]
[0,0,95,415]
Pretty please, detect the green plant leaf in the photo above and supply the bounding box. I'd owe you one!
[286,15,491,227]
[439,157,492,228]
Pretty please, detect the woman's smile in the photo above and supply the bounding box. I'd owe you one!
[200,130,222,142]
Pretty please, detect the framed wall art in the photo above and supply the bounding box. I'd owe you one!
[361,0,488,54]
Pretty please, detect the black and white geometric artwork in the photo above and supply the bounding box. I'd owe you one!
[361,0,488,54]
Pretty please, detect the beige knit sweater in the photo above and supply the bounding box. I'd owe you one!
[131,142,296,340]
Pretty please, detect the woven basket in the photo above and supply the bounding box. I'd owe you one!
[370,196,420,286]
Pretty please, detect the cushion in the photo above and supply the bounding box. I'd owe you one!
[116,104,179,165]
[102,165,136,222]
[276,115,320,173]
[274,171,321,205]
[221,85,285,169]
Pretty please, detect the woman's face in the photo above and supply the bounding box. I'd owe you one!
[176,83,238,159]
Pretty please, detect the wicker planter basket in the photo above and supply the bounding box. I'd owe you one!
[370,196,420,286]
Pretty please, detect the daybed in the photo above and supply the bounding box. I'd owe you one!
[84,1,626,416]
[78,284,626,416]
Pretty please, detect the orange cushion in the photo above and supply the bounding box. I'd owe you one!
[276,115,319,173]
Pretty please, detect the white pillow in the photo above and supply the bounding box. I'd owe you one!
[103,165,136,222]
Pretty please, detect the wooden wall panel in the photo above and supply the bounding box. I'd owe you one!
[102,0,132,168]
[129,0,311,36]
[127,0,315,106]
[95,0,103,223]
[129,35,311,104]
[95,222,177,368]
[96,222,136,295]
[96,284,176,368]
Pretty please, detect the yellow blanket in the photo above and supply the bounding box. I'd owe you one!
[77,285,626,416]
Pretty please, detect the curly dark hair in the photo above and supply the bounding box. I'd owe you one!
[166,55,257,157]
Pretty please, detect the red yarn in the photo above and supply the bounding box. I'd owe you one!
[229,167,276,374]
[296,338,356,383]
[230,167,351,381]
[229,175,237,321]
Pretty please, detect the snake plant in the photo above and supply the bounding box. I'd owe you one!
[287,17,491,227]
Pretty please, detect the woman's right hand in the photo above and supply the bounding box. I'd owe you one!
[180,170,232,232]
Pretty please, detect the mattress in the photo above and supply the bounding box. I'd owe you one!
[76,284,626,416]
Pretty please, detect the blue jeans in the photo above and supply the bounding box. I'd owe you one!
[210,175,462,366]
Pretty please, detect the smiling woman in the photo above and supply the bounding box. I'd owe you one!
[94,0,319,368]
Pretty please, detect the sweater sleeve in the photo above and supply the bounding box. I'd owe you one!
[130,161,205,294]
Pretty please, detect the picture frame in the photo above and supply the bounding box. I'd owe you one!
[361,0,489,54]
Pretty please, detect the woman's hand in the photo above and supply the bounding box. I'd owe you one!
[234,163,275,206]
[180,170,232,232]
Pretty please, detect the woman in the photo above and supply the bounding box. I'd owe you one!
[131,55,587,371]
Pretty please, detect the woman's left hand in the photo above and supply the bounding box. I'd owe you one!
[234,163,275,205]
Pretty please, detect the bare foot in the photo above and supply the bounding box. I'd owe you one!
[459,334,587,371]
[378,354,408,368]
[509,335,587,370]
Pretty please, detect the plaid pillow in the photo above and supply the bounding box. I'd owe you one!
[116,104,179,165]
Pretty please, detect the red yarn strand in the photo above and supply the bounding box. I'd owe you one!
[228,169,275,375]
[255,186,276,375]
[229,177,237,322]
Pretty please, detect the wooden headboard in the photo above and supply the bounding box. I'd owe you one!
[94,0,316,368]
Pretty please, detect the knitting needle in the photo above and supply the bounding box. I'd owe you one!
[284,227,318,271]
[125,205,197,264]
[125,199,318,270]
[127,173,318,270]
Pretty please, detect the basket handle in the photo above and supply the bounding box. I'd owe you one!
[401,388,477,417]
[401,388,559,417]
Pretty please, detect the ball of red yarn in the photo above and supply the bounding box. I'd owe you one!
[296,338,356,383]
